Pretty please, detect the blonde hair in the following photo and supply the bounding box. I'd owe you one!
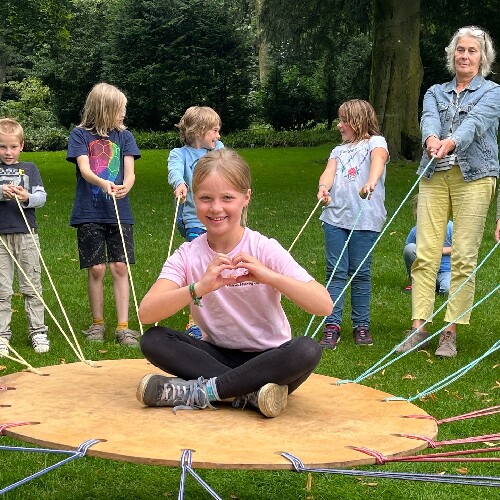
[0,117,24,142]
[192,149,251,226]
[176,106,221,145]
[445,26,495,77]
[338,99,381,143]
[79,83,127,137]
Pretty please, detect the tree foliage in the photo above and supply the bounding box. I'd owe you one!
[0,0,70,99]
[102,0,255,132]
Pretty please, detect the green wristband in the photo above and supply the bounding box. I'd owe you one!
[189,282,203,307]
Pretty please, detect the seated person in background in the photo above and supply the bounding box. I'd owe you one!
[403,195,452,294]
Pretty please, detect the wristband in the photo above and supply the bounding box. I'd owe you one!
[189,282,203,307]
[318,183,327,189]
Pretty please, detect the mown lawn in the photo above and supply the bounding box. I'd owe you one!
[1,145,499,499]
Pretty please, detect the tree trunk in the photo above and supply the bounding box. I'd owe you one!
[370,0,422,160]
[0,41,7,101]
[255,0,270,84]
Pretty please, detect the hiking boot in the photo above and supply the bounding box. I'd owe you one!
[185,316,203,340]
[320,324,341,349]
[116,328,140,347]
[353,325,373,346]
[395,328,430,353]
[232,383,288,418]
[0,338,9,357]
[31,332,50,353]
[403,283,412,293]
[435,330,457,357]
[82,323,105,342]
[136,374,214,411]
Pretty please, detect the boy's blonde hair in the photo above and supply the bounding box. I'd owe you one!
[176,106,221,145]
[193,148,251,226]
[79,83,127,137]
[338,99,381,143]
[0,117,24,142]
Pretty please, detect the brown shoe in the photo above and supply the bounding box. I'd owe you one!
[395,328,430,353]
[435,330,457,357]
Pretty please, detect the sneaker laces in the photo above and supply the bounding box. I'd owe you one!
[439,330,455,347]
[356,327,369,339]
[160,377,215,413]
[323,325,339,342]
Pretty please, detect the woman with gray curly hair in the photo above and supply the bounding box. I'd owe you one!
[396,26,500,358]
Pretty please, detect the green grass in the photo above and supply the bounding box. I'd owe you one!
[1,146,499,499]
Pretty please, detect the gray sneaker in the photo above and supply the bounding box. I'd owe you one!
[435,330,457,357]
[232,383,288,418]
[115,328,140,347]
[136,374,214,411]
[82,324,105,342]
[395,328,430,353]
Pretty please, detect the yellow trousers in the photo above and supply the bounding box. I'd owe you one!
[411,166,495,324]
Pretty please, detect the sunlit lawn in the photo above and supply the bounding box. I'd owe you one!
[1,146,499,499]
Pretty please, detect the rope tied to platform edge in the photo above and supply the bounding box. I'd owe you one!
[280,451,500,487]
[351,445,500,463]
[398,432,500,448]
[406,405,500,425]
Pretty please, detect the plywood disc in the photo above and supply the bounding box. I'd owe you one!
[1,359,437,470]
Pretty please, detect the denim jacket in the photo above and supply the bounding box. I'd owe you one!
[418,75,500,181]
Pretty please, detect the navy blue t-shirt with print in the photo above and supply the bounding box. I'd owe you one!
[66,128,141,227]
[0,161,45,233]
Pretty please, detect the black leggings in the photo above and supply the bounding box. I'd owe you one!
[140,326,322,400]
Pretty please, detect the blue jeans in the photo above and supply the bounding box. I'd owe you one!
[403,243,450,294]
[323,223,378,328]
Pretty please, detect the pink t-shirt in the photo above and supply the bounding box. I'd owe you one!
[159,227,314,351]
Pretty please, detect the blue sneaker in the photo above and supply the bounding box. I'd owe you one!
[185,317,203,340]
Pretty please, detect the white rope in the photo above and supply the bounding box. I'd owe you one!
[111,194,143,335]
[288,199,323,253]
[0,233,91,367]
[14,196,87,362]
[0,335,44,375]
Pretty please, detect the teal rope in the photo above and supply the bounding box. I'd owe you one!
[308,156,435,340]
[303,196,368,336]
[407,339,500,402]
[341,239,500,385]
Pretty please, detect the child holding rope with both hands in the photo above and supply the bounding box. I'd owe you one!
[317,99,389,350]
[0,118,49,355]
[66,83,141,346]
[137,148,332,418]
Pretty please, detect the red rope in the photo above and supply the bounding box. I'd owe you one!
[0,422,33,434]
[399,433,500,448]
[405,405,500,425]
[351,445,500,464]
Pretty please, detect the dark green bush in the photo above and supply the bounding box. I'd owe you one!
[133,127,340,150]
[23,126,69,152]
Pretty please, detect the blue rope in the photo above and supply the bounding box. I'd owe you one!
[282,451,500,487]
[0,439,100,494]
[307,157,434,339]
[339,240,500,386]
[178,449,223,500]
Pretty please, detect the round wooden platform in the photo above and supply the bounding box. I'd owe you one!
[0,358,437,470]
